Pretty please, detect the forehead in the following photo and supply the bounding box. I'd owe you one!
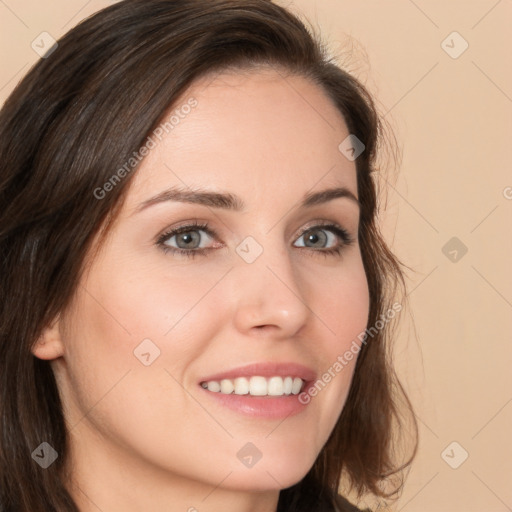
[124,67,357,209]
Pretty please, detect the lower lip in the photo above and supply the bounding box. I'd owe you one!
[199,385,312,419]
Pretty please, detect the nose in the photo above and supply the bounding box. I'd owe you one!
[231,239,311,338]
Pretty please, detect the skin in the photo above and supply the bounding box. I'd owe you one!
[34,67,370,512]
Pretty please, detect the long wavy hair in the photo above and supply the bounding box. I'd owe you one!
[0,1,417,510]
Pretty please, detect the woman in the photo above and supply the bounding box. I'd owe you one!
[0,1,417,510]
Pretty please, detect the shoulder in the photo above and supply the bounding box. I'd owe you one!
[332,494,372,512]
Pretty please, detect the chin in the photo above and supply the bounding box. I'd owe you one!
[222,456,315,492]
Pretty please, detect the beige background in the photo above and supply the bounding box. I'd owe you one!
[1,1,511,510]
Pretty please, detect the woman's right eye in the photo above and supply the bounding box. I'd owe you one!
[156,222,218,259]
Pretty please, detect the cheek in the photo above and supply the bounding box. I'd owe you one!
[103,255,225,340]
[60,255,225,411]
[74,255,214,354]
[58,264,204,460]
[304,257,369,425]
[319,257,370,353]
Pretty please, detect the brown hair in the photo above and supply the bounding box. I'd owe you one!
[0,1,417,510]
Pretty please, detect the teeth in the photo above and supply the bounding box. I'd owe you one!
[249,376,267,396]
[207,381,220,392]
[291,377,303,395]
[234,377,249,395]
[201,376,305,397]
[267,376,283,396]
[283,376,293,395]
[220,379,234,394]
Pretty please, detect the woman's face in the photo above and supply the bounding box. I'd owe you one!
[39,68,369,508]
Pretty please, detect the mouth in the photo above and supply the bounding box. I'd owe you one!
[197,362,316,418]
[200,375,306,397]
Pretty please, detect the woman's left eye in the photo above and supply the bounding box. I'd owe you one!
[293,224,354,256]
[156,222,354,259]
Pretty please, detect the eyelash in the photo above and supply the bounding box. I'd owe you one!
[155,220,355,259]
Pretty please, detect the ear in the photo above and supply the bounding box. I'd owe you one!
[32,314,65,360]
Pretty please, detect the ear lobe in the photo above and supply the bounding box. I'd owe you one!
[32,315,65,360]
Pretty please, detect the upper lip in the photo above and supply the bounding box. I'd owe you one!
[199,362,317,384]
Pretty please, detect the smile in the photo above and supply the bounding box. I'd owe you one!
[200,375,305,397]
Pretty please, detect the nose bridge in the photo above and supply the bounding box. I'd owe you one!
[231,232,311,335]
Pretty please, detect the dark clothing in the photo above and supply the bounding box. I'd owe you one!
[333,494,372,512]
[277,477,372,512]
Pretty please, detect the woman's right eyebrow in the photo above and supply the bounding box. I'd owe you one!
[132,184,359,216]
[133,186,244,214]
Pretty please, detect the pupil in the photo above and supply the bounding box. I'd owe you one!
[306,229,326,248]
[179,232,197,247]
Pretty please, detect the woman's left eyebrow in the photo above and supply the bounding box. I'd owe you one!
[302,187,360,209]
[133,185,359,215]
